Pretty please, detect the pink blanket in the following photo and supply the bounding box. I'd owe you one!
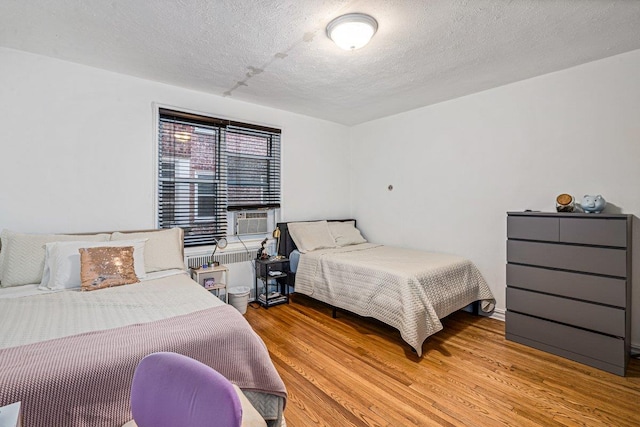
[0,305,286,427]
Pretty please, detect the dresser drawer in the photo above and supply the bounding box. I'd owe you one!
[506,312,625,368]
[507,216,559,241]
[506,264,626,307]
[560,218,627,247]
[507,240,627,277]
[507,287,625,336]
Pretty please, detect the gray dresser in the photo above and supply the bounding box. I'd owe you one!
[506,212,632,375]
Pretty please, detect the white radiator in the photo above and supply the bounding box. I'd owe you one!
[185,248,259,299]
[186,249,259,269]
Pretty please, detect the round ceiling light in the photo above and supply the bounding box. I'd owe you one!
[326,13,378,51]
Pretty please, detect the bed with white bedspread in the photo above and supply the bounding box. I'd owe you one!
[0,228,286,427]
[280,220,495,356]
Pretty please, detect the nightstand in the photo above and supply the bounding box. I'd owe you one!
[255,258,291,308]
[191,265,229,303]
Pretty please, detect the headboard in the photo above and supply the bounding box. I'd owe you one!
[276,219,355,258]
[0,229,186,260]
[71,228,185,259]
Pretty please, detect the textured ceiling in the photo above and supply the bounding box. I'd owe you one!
[1,0,639,125]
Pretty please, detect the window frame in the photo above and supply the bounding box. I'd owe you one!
[155,107,281,247]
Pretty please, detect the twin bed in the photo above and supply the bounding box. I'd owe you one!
[0,228,286,427]
[279,220,495,356]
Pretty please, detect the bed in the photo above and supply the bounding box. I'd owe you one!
[278,220,495,356]
[0,228,286,427]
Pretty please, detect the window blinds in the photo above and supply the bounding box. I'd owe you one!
[158,109,281,247]
[226,126,281,210]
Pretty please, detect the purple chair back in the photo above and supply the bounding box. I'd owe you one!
[130,352,243,427]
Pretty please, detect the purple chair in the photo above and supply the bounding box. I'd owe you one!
[130,352,243,427]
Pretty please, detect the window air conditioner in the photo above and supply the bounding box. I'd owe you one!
[234,211,269,235]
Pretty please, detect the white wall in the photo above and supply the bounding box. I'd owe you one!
[3,46,639,347]
[0,47,351,234]
[350,49,640,346]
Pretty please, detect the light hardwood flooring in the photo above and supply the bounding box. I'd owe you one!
[245,294,640,427]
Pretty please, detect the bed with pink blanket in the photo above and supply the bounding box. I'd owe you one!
[0,229,286,427]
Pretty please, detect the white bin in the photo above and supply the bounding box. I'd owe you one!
[228,286,251,314]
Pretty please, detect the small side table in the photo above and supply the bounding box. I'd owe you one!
[255,258,290,308]
[191,265,229,303]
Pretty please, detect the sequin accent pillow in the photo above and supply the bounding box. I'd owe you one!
[79,246,139,291]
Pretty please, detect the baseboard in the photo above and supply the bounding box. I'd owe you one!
[489,308,505,322]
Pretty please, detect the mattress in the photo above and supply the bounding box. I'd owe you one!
[0,270,222,350]
[295,243,495,356]
[0,272,286,427]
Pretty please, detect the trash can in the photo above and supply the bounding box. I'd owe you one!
[228,286,251,314]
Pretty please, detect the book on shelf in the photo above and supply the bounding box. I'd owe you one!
[259,297,287,305]
[258,291,287,305]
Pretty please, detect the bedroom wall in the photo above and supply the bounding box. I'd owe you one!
[0,47,351,234]
[349,49,640,347]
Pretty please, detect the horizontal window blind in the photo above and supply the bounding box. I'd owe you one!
[226,126,281,211]
[158,109,280,247]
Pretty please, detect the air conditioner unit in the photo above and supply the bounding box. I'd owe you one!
[235,211,269,235]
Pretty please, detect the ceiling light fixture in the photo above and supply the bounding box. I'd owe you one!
[326,13,378,51]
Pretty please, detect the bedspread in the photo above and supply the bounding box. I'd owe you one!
[0,272,219,350]
[295,243,495,356]
[0,305,287,427]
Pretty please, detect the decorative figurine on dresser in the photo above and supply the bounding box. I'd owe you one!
[555,193,575,212]
[578,194,607,213]
[506,211,632,375]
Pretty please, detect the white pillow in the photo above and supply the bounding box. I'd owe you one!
[0,230,110,288]
[328,221,367,247]
[39,239,148,291]
[287,221,338,253]
[111,228,185,273]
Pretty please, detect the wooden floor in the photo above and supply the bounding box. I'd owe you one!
[245,294,640,427]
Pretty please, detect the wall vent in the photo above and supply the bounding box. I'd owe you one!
[235,211,268,235]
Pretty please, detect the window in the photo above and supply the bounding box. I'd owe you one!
[226,127,281,210]
[157,109,281,247]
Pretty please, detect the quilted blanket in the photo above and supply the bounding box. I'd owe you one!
[0,305,287,427]
[295,243,495,356]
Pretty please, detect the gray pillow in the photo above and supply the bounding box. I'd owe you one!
[0,230,110,287]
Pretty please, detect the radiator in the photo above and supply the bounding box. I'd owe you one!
[185,248,259,299]
[186,249,259,269]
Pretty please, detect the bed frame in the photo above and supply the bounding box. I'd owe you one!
[276,219,481,319]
